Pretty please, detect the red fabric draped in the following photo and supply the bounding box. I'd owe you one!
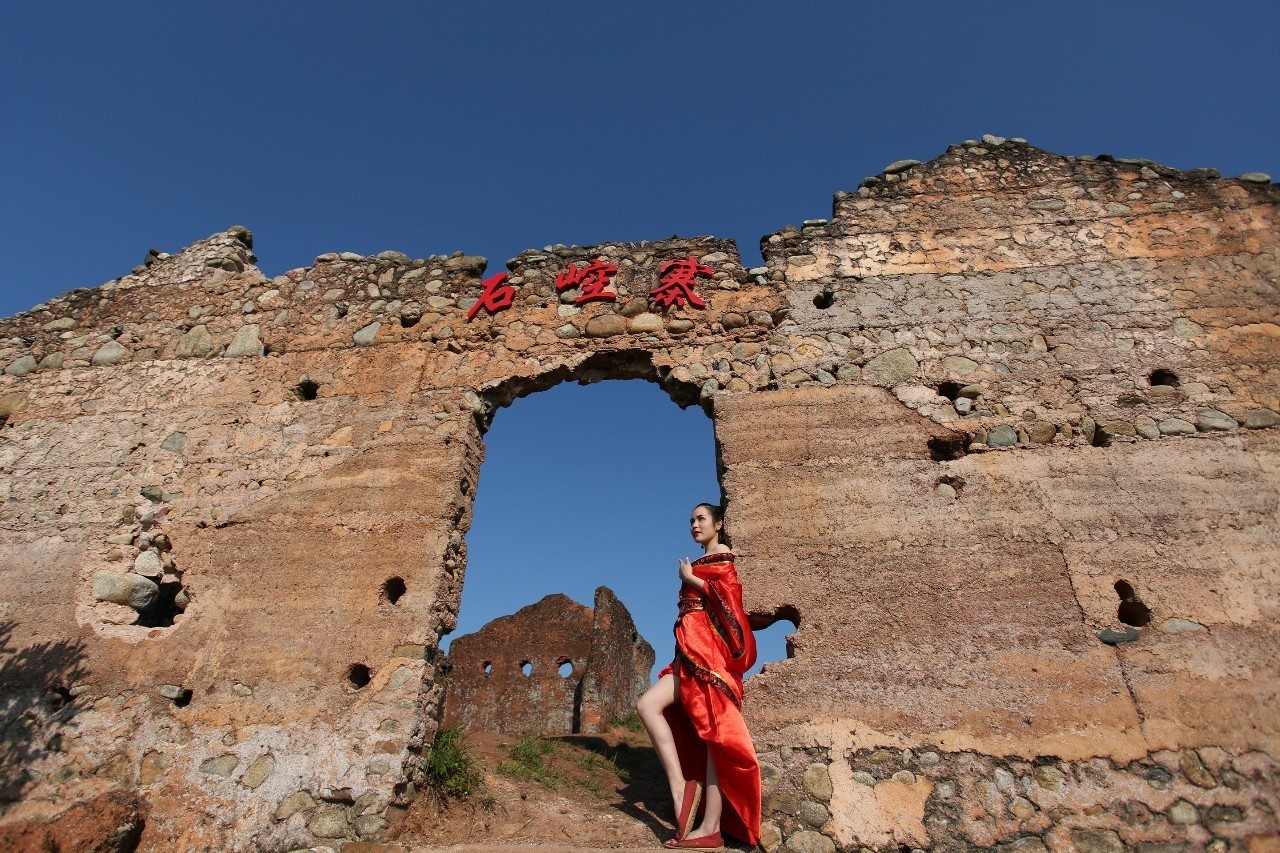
[657,553,761,845]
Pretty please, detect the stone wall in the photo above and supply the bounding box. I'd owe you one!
[439,586,653,736]
[0,138,1276,850]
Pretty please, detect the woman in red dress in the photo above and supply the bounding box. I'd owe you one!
[636,503,761,851]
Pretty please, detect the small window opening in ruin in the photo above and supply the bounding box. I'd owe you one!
[1114,580,1152,627]
[171,688,193,708]
[1149,368,1180,388]
[482,661,492,676]
[347,663,372,689]
[813,284,835,310]
[520,661,532,677]
[294,379,320,401]
[382,576,406,605]
[928,433,970,461]
[557,659,573,678]
[1092,425,1112,448]
[748,605,801,677]
[936,382,963,401]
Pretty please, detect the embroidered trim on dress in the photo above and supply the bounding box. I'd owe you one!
[678,598,705,617]
[677,647,742,708]
[706,579,747,660]
[693,552,734,566]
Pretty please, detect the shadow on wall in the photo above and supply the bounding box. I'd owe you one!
[0,620,89,802]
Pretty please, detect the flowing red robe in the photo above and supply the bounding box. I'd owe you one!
[657,552,761,845]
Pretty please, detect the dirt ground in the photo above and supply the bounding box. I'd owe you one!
[394,726,717,851]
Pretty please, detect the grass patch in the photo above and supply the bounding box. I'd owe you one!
[608,711,646,733]
[579,777,608,798]
[422,726,482,799]
[497,736,566,789]
[570,748,630,780]
[497,736,631,797]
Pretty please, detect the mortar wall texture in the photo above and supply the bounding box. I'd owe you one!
[0,139,1276,851]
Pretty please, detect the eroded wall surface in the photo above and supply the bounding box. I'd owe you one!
[0,139,1276,851]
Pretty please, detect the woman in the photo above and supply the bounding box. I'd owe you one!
[636,503,761,851]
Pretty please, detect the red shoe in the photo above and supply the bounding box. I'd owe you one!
[674,779,702,840]
[663,831,724,851]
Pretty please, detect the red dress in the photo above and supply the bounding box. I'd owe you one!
[657,552,761,845]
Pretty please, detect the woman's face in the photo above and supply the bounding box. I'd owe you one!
[689,506,721,547]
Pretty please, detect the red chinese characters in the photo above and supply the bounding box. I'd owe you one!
[466,272,516,321]
[555,259,618,305]
[650,255,713,309]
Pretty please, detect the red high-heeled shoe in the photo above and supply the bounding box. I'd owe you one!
[674,779,702,840]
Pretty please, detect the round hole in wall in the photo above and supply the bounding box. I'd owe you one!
[520,661,532,677]
[936,382,963,401]
[294,378,320,401]
[1113,580,1152,627]
[46,685,73,710]
[812,287,835,310]
[482,661,492,676]
[382,576,406,605]
[928,434,970,461]
[558,659,573,678]
[347,664,372,689]
[1149,368,1179,388]
[1118,599,1152,627]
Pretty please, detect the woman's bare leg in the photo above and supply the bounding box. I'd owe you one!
[688,749,722,837]
[636,671,687,819]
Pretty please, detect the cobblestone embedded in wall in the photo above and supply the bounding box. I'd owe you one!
[757,744,1279,853]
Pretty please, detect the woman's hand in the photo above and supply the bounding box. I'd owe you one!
[679,557,705,591]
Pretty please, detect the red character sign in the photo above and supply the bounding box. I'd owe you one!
[651,256,712,309]
[555,259,618,305]
[466,272,516,321]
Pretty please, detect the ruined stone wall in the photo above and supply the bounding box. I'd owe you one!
[578,585,656,734]
[0,139,1276,851]
[440,586,654,736]
[442,593,594,736]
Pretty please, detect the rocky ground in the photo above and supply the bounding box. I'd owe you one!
[387,725,753,851]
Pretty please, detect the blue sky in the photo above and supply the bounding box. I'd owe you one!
[452,379,732,678]
[2,3,1275,678]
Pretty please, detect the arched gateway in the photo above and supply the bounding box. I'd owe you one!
[0,140,1277,850]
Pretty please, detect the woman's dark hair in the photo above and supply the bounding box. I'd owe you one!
[694,502,730,549]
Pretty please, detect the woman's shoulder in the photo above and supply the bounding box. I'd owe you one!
[693,549,734,566]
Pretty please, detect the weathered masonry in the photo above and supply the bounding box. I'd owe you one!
[440,587,654,736]
[0,139,1277,851]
